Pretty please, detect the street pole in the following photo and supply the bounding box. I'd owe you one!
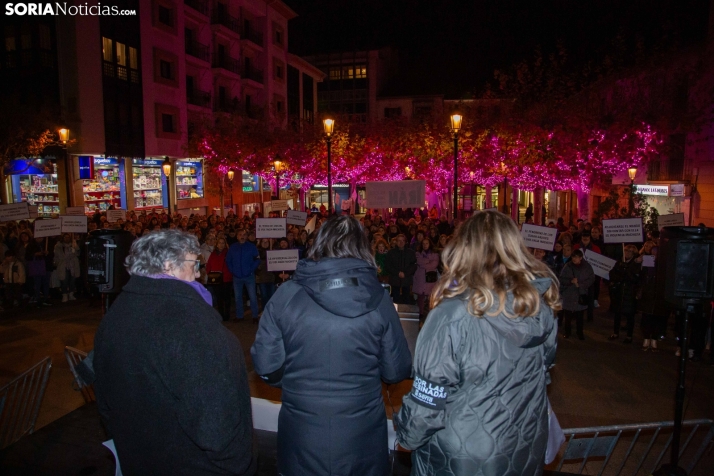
[220,175,225,218]
[629,179,635,217]
[453,132,458,221]
[327,136,333,215]
[275,171,280,200]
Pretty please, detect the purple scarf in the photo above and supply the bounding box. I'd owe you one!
[147,274,213,306]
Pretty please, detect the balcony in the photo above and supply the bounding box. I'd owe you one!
[647,158,691,182]
[214,97,239,113]
[212,54,241,75]
[242,27,263,47]
[211,12,240,35]
[183,0,207,16]
[187,88,211,108]
[243,67,263,84]
[185,40,210,63]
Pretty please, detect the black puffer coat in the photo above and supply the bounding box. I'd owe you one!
[251,257,412,476]
[395,278,557,476]
[609,258,641,315]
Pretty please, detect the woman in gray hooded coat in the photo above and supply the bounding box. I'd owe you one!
[395,211,560,476]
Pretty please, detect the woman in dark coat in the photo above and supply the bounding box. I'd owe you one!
[560,249,595,340]
[609,244,642,343]
[251,215,412,476]
[638,245,668,351]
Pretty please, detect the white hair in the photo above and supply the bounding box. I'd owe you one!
[125,229,200,276]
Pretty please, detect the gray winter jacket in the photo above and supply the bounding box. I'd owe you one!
[559,260,595,312]
[395,278,557,476]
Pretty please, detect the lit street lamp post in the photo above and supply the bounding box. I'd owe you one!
[450,114,462,221]
[274,158,283,200]
[323,118,335,215]
[162,157,172,215]
[628,166,637,217]
[227,169,235,212]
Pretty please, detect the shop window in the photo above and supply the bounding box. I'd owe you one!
[102,37,113,62]
[176,160,204,199]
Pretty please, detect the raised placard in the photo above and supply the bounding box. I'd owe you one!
[521,224,558,251]
[61,215,88,233]
[602,218,644,244]
[658,213,685,229]
[266,249,300,272]
[286,210,308,226]
[271,199,289,212]
[365,180,426,209]
[584,249,617,280]
[0,202,30,221]
[106,210,126,223]
[33,219,62,238]
[642,255,656,268]
[256,218,287,238]
[65,206,86,216]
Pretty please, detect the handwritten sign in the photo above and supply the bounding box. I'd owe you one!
[286,210,308,226]
[584,249,617,280]
[266,249,300,272]
[33,219,62,238]
[658,213,685,229]
[0,202,30,221]
[256,218,287,238]
[106,210,126,223]
[602,218,643,244]
[521,224,558,251]
[271,199,289,212]
[61,215,88,233]
[365,180,426,209]
[65,206,86,216]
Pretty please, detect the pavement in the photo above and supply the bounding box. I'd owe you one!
[1,292,713,466]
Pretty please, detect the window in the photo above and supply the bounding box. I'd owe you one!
[341,66,353,79]
[159,60,172,79]
[102,37,113,62]
[355,66,367,78]
[162,113,175,133]
[186,75,194,92]
[154,48,178,86]
[158,5,173,26]
[274,59,284,80]
[156,104,180,138]
[116,42,127,66]
[274,28,283,45]
[129,47,138,69]
[328,67,340,80]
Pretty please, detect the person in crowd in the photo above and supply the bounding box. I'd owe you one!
[395,210,559,476]
[573,231,601,321]
[27,237,52,307]
[93,230,255,476]
[255,238,276,309]
[2,249,26,308]
[15,231,32,264]
[226,229,261,322]
[200,234,216,262]
[436,215,453,236]
[373,238,390,284]
[560,249,595,340]
[54,233,81,302]
[427,227,440,248]
[385,234,417,305]
[413,238,440,322]
[609,244,642,344]
[410,230,426,251]
[206,237,232,321]
[436,233,449,253]
[251,215,411,476]
[638,245,667,352]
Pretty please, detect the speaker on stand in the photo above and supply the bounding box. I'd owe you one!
[85,229,133,314]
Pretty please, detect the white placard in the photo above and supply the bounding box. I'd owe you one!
[256,218,287,238]
[271,199,289,212]
[365,180,426,209]
[286,210,308,226]
[642,255,656,268]
[61,215,88,233]
[28,205,38,219]
[658,213,685,229]
[304,215,317,234]
[33,219,62,238]
[65,206,86,216]
[0,202,30,221]
[266,249,300,272]
[106,210,126,223]
[602,218,644,243]
[521,224,558,251]
[584,249,617,280]
[670,184,685,197]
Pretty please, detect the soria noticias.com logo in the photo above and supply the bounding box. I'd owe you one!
[4,3,137,16]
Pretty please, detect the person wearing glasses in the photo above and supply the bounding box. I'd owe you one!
[93,229,256,476]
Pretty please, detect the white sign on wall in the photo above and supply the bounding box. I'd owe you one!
[0,202,30,221]
[602,218,644,243]
[521,224,558,251]
[670,184,685,197]
[106,210,127,223]
[633,184,669,196]
[658,213,686,229]
[266,249,300,271]
[33,219,62,238]
[256,218,287,238]
[365,180,426,209]
[584,249,617,280]
[286,210,308,226]
[61,215,88,233]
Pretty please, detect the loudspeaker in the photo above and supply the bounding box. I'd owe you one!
[85,229,133,294]
[656,226,714,307]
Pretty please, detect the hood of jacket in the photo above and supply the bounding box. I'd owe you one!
[292,257,383,318]
[482,277,555,349]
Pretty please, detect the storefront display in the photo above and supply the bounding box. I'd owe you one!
[5,158,59,217]
[132,158,167,210]
[175,160,204,199]
[81,157,127,214]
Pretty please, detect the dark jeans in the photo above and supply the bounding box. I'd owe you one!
[641,313,667,340]
[614,311,635,338]
[563,310,584,338]
[33,274,51,303]
[391,286,413,305]
[586,278,601,321]
[258,282,276,309]
[209,282,232,321]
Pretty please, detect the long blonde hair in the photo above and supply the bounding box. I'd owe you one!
[430,211,561,318]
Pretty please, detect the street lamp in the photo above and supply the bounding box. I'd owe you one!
[450,114,462,221]
[273,158,283,200]
[58,128,70,145]
[162,157,172,214]
[56,128,73,211]
[628,166,637,217]
[227,169,235,213]
[470,171,475,214]
[323,118,335,215]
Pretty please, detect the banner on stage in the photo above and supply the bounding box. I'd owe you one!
[365,180,425,209]
[34,219,62,238]
[106,210,126,223]
[65,207,86,216]
[658,213,685,229]
[271,199,289,212]
[584,249,617,280]
[61,215,88,233]
[0,202,30,221]
[256,218,287,238]
[286,210,308,226]
[266,249,300,272]
[602,218,643,243]
[521,224,558,251]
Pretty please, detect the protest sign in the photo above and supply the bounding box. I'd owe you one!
[65,207,86,216]
[271,199,289,212]
[602,218,643,243]
[521,224,558,251]
[0,202,30,221]
[106,210,127,223]
[256,218,287,238]
[266,249,300,272]
[658,213,685,229]
[33,219,62,238]
[304,215,317,233]
[365,180,426,209]
[286,210,308,226]
[28,205,38,219]
[584,249,617,280]
[61,215,88,233]
[341,199,353,210]
[642,255,656,268]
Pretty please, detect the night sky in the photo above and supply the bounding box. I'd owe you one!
[285,0,711,98]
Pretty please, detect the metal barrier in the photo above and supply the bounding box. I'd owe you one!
[64,346,95,404]
[0,356,52,449]
[553,419,714,475]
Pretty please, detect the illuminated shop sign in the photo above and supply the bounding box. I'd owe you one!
[633,185,669,196]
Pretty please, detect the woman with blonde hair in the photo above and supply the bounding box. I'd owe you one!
[396,210,560,476]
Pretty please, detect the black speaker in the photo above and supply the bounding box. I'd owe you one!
[85,229,133,294]
[656,226,714,307]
